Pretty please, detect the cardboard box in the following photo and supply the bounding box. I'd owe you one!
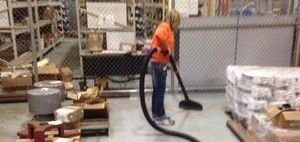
[11,51,33,66]
[38,63,59,74]
[54,106,84,123]
[42,6,55,20]
[64,82,74,91]
[87,32,103,52]
[2,75,32,91]
[250,114,300,142]
[119,42,136,53]
[78,87,99,100]
[0,62,12,72]
[64,121,81,130]
[38,63,62,80]
[61,67,73,82]
[83,102,106,110]
[267,105,300,128]
[82,102,108,119]
[67,91,81,100]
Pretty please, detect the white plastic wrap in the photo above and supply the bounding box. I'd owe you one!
[247,98,268,113]
[235,99,250,116]
[273,90,296,102]
[251,86,272,100]
[249,114,271,142]
[273,74,296,88]
[289,98,300,110]
[226,65,259,85]
[236,85,251,101]
[242,68,275,86]
[225,85,235,110]
[54,106,83,123]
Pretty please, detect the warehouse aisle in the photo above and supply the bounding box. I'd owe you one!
[0,92,238,142]
[96,92,239,142]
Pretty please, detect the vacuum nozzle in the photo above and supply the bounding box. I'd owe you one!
[179,100,203,110]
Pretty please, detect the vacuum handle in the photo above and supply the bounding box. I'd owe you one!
[169,56,190,101]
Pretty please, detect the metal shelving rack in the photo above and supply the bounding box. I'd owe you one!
[0,0,64,62]
[137,0,168,42]
[75,0,137,76]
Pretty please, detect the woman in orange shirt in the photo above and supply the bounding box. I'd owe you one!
[149,9,181,126]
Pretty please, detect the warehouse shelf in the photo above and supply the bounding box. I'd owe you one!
[144,3,168,9]
[11,1,62,9]
[39,37,63,57]
[3,0,64,61]
[145,3,163,8]
[37,20,52,28]
[10,37,64,65]
[145,17,160,24]
[80,28,133,35]
[15,28,30,35]
[0,19,63,35]
[0,43,13,52]
[0,26,29,35]
[37,1,63,7]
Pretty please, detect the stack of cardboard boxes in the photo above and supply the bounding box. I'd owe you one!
[226,65,300,142]
[0,58,73,93]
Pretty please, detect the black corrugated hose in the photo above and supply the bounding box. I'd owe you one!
[139,48,200,142]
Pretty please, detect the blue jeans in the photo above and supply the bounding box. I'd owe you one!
[149,61,167,118]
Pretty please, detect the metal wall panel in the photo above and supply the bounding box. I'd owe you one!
[179,17,237,90]
[238,16,295,26]
[179,16,295,90]
[236,16,295,66]
[180,17,238,29]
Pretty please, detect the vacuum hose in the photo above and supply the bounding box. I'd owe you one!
[139,49,200,142]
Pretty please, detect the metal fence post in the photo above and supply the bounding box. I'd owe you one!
[28,0,39,82]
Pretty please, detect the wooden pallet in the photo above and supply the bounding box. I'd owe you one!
[226,120,261,142]
[0,90,28,103]
[225,108,261,142]
[17,131,80,142]
[17,136,80,142]
[80,102,109,137]
[102,92,130,98]
[81,118,109,136]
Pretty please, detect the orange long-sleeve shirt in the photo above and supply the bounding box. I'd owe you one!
[151,22,174,64]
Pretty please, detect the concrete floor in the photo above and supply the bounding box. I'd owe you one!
[0,92,239,142]
[1,40,238,141]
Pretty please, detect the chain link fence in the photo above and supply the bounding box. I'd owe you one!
[176,0,299,91]
[0,0,300,97]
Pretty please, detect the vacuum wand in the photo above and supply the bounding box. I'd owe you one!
[169,56,189,101]
[168,55,203,110]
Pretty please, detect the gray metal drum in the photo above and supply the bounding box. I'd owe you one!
[34,80,66,101]
[27,88,61,115]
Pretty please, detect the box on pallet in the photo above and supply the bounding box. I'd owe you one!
[38,63,61,81]
[54,106,83,123]
[0,62,12,72]
[226,66,300,129]
[250,114,300,142]
[88,31,103,52]
[1,70,32,91]
[267,105,300,129]
[60,67,73,82]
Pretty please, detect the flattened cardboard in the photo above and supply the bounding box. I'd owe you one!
[61,67,73,82]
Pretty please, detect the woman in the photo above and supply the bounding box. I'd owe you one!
[149,9,181,126]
